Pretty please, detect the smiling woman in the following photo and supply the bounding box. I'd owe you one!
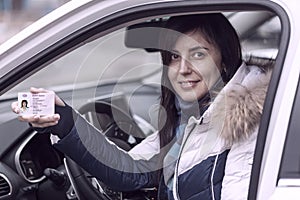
[166,34,222,102]
[0,0,295,200]
[9,12,273,200]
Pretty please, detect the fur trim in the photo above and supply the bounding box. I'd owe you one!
[221,81,268,144]
[215,59,273,145]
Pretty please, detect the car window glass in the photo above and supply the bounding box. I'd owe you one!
[2,28,162,100]
[0,26,162,124]
[279,79,300,179]
[241,16,280,58]
[0,10,281,130]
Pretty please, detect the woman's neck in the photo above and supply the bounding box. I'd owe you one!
[175,93,210,124]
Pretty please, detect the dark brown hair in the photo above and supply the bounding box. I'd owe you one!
[158,13,242,148]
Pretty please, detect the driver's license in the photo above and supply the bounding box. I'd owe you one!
[18,92,55,116]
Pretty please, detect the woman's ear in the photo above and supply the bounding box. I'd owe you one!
[222,62,226,72]
[221,63,228,82]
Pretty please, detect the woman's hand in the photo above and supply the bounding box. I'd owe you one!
[11,87,65,128]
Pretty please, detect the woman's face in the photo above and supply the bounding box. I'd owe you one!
[167,30,223,102]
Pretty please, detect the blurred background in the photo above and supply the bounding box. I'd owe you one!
[0,0,70,44]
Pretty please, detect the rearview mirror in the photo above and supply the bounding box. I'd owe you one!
[125,19,166,52]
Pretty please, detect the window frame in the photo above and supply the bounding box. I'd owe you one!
[0,1,291,199]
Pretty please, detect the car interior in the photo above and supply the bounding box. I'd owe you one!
[0,5,282,200]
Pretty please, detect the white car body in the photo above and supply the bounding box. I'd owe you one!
[0,0,300,199]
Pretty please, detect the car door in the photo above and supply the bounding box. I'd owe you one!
[274,80,300,198]
[247,1,300,200]
[0,0,296,200]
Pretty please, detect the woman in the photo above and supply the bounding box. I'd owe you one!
[20,99,29,112]
[12,13,272,200]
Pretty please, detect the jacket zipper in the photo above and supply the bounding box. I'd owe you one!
[173,116,203,200]
[211,152,219,200]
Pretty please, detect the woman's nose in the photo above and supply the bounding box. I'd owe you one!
[179,58,192,74]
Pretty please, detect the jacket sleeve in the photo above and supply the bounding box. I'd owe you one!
[53,110,161,191]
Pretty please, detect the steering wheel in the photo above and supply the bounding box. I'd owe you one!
[64,100,146,200]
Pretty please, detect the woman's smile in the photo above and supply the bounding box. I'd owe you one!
[178,79,201,89]
[167,31,222,102]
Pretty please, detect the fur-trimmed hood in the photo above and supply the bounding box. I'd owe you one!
[212,59,274,145]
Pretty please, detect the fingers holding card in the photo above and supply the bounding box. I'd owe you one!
[18,114,60,128]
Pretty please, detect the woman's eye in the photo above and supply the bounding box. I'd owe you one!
[171,53,180,60]
[193,52,204,58]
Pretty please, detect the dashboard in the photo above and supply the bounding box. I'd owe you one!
[15,132,63,183]
[0,120,66,200]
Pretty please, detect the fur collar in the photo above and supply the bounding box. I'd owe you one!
[212,59,274,145]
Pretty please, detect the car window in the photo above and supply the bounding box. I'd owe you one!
[0,25,163,128]
[279,79,300,180]
[242,16,281,52]
[0,10,281,126]
[3,28,161,98]
[2,11,281,99]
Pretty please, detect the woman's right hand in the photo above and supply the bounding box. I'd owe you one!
[11,87,65,128]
